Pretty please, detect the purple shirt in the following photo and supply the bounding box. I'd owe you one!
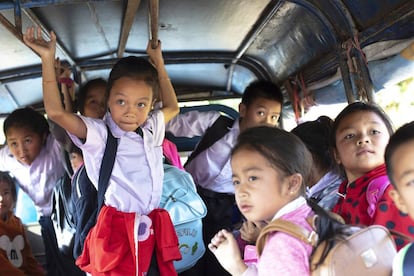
[166,110,239,193]
[69,110,165,214]
[0,135,65,216]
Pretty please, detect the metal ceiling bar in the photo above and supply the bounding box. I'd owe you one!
[0,1,104,10]
[22,7,88,83]
[22,8,76,66]
[117,0,141,58]
[0,11,24,42]
[14,0,22,34]
[148,0,159,49]
[4,84,20,109]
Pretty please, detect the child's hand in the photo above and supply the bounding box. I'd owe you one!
[240,220,267,243]
[55,58,72,80]
[146,40,164,68]
[23,26,56,61]
[209,229,247,275]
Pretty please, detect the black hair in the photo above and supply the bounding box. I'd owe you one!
[330,102,394,177]
[385,121,414,188]
[107,56,159,101]
[0,171,17,203]
[232,126,312,195]
[77,78,108,115]
[3,107,50,140]
[292,116,337,174]
[241,80,284,107]
[331,101,394,149]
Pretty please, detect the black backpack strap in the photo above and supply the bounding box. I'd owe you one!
[185,115,234,166]
[97,126,118,212]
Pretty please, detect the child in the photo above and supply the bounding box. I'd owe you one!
[167,80,283,276]
[291,116,343,210]
[331,102,414,249]
[0,107,82,275]
[209,126,314,275]
[384,121,414,275]
[0,171,45,275]
[23,26,181,275]
[76,78,108,119]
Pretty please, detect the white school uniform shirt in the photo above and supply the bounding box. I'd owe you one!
[166,110,239,194]
[68,110,165,214]
[0,135,65,217]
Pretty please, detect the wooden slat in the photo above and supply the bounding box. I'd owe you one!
[117,0,141,58]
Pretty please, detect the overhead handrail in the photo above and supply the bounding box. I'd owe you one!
[148,0,159,49]
[117,0,141,58]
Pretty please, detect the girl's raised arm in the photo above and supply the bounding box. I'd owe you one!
[146,40,179,123]
[23,26,87,139]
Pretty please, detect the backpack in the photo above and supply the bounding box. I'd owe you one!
[184,115,234,166]
[256,217,397,276]
[71,127,118,259]
[159,163,207,273]
[52,173,77,257]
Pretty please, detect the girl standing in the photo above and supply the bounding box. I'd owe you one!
[23,26,180,275]
[331,102,414,249]
[209,126,314,275]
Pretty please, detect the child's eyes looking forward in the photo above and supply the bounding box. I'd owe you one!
[116,99,126,106]
[344,133,355,140]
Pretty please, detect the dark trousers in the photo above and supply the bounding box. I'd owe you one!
[180,186,236,276]
[39,216,85,276]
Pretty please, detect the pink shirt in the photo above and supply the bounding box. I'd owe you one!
[0,135,65,216]
[69,110,165,214]
[244,197,313,276]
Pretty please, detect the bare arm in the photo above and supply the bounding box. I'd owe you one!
[23,26,87,139]
[209,229,248,276]
[146,40,179,123]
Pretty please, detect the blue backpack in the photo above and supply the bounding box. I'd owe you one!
[159,164,207,273]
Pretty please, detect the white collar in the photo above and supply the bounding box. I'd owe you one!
[272,196,307,220]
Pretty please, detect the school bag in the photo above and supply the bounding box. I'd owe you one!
[71,127,118,259]
[159,163,207,273]
[256,217,397,276]
[52,173,77,257]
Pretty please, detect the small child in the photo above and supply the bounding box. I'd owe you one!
[23,26,181,275]
[209,126,314,275]
[331,102,414,249]
[291,115,343,210]
[384,121,414,275]
[0,171,45,275]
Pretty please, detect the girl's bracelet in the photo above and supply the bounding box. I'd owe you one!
[42,80,57,85]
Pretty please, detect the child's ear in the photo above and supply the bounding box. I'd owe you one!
[333,148,341,164]
[288,173,303,195]
[238,103,246,118]
[389,188,409,214]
